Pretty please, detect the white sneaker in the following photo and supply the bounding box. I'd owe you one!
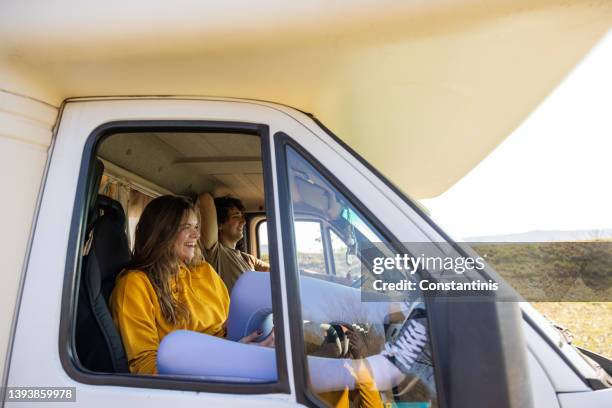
[382,306,429,374]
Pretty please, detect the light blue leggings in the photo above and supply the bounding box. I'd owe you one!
[157,272,414,392]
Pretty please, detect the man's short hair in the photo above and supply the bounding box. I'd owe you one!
[214,196,246,224]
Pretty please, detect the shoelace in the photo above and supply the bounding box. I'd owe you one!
[383,319,427,371]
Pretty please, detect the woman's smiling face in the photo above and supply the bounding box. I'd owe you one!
[174,210,200,263]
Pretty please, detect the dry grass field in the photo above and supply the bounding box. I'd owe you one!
[470,242,611,358]
[532,302,611,358]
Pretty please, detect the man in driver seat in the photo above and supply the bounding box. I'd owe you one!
[198,193,269,292]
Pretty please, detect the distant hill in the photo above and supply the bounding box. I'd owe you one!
[466,228,612,242]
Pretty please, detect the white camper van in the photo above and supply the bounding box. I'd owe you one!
[1,2,612,408]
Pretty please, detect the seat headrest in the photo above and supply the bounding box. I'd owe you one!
[88,195,126,234]
[97,195,126,221]
[90,209,131,285]
[87,195,131,290]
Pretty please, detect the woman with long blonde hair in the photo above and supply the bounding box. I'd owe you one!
[110,195,272,375]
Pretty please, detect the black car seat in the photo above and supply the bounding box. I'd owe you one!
[75,160,131,373]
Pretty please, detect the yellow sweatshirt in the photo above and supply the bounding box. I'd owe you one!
[110,262,230,374]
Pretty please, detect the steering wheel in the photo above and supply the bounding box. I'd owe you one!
[317,322,370,358]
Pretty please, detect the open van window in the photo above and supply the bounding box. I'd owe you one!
[67,125,289,394]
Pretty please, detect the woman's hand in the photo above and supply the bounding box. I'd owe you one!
[239,329,275,348]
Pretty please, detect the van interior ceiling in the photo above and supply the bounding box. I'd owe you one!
[96,131,265,248]
[97,131,265,207]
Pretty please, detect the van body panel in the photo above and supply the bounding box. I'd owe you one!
[523,322,589,393]
[0,90,58,387]
[558,388,612,408]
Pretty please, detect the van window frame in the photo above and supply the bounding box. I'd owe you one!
[293,219,328,276]
[256,217,362,281]
[59,120,290,395]
[273,132,443,407]
[255,218,268,260]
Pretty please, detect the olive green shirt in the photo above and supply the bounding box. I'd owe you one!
[204,241,267,293]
